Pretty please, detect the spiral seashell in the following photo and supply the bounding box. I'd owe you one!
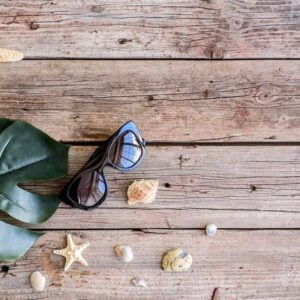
[0,48,24,62]
[127,180,158,205]
[161,248,192,272]
[114,245,134,263]
[30,271,46,292]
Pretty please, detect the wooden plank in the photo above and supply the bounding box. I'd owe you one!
[1,230,300,299]
[1,60,300,142]
[0,0,299,59]
[4,208,300,230]
[2,144,300,229]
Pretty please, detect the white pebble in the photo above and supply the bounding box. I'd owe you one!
[206,224,217,237]
[30,271,46,292]
[114,245,134,263]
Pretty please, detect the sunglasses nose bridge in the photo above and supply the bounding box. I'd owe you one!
[142,138,146,147]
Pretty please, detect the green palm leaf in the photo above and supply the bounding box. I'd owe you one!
[0,118,69,262]
[0,221,43,262]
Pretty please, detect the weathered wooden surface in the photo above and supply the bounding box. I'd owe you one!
[0,144,299,229]
[1,0,300,298]
[0,0,299,59]
[1,230,300,299]
[1,60,300,142]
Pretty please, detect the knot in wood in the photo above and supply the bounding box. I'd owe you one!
[255,85,280,104]
[91,5,104,13]
[229,17,244,30]
[212,47,225,59]
[204,46,225,59]
[28,22,39,30]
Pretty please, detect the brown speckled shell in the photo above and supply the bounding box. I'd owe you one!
[161,248,192,272]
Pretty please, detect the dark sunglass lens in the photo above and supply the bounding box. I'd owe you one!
[109,132,142,169]
[69,170,106,207]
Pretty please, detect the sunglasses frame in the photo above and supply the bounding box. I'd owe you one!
[59,121,146,210]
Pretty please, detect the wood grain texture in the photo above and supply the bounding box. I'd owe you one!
[1,60,300,142]
[1,230,300,299]
[1,144,300,229]
[0,0,299,58]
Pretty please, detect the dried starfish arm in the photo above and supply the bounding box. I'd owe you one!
[0,48,24,62]
[75,252,89,266]
[67,233,75,248]
[64,256,74,272]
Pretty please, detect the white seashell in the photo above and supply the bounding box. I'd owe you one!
[30,271,46,292]
[127,180,158,205]
[131,277,147,288]
[0,48,24,62]
[206,224,217,237]
[161,248,192,272]
[114,245,133,263]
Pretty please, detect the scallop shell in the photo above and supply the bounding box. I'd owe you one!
[114,245,134,263]
[30,271,46,292]
[161,248,192,272]
[127,180,158,205]
[206,224,217,237]
[0,48,24,62]
[131,277,147,288]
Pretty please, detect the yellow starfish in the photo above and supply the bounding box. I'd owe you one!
[53,234,89,272]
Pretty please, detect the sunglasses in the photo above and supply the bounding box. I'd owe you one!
[59,121,146,210]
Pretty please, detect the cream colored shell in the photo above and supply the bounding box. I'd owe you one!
[30,271,46,292]
[114,245,134,263]
[161,248,192,272]
[127,180,158,205]
[0,48,24,62]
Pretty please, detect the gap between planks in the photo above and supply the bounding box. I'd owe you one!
[21,228,300,232]
[66,141,300,146]
[23,58,300,61]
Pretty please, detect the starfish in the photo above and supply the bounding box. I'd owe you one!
[53,234,89,272]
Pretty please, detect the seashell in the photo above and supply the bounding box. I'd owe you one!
[114,245,134,263]
[161,248,192,272]
[131,277,147,288]
[0,48,24,62]
[127,180,158,205]
[30,271,46,292]
[206,224,217,237]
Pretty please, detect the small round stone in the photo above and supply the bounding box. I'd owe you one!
[206,224,217,237]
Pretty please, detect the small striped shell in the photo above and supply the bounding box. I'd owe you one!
[0,48,24,62]
[127,180,158,205]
